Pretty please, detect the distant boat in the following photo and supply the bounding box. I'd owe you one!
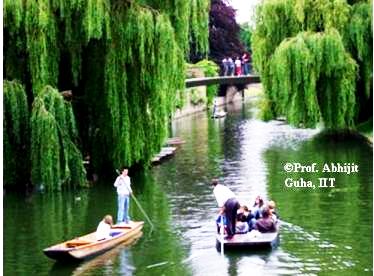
[43,221,144,261]
[216,230,279,251]
[212,110,227,118]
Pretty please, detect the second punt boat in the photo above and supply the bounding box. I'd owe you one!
[43,221,144,262]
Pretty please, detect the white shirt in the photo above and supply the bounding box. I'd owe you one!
[213,184,236,207]
[114,175,132,196]
[96,220,111,240]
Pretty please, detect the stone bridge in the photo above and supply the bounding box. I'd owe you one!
[185,75,261,88]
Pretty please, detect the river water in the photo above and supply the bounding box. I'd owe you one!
[4,99,372,275]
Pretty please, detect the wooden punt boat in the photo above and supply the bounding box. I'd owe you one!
[216,230,279,251]
[43,221,144,262]
[212,111,227,118]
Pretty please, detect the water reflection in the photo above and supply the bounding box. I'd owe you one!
[4,99,372,275]
[155,100,372,275]
[264,133,373,274]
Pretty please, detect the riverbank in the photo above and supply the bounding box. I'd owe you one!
[357,119,373,144]
[173,83,262,119]
[244,84,373,145]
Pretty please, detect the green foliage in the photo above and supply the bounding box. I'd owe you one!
[4,0,23,32]
[252,0,300,117]
[4,80,29,186]
[345,2,372,98]
[189,88,205,105]
[194,59,219,105]
[294,0,350,32]
[83,0,110,41]
[271,31,357,129]
[190,0,210,54]
[4,0,211,190]
[252,0,371,130]
[240,23,253,51]
[135,0,210,54]
[25,0,59,94]
[104,4,187,168]
[31,86,87,191]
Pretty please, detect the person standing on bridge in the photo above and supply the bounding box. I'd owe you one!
[221,57,229,76]
[228,57,235,76]
[114,167,133,224]
[241,53,249,75]
[211,178,240,239]
[247,51,252,74]
[235,57,242,76]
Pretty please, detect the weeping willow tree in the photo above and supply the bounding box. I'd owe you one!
[30,86,87,191]
[270,30,357,129]
[252,0,372,129]
[138,0,210,55]
[194,59,220,105]
[4,80,29,187]
[4,0,210,190]
[105,5,187,167]
[344,2,373,121]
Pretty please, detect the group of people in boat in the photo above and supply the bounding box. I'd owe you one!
[212,178,278,239]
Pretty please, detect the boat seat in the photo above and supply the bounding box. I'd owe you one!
[66,239,92,247]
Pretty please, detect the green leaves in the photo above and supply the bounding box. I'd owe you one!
[271,31,357,129]
[4,80,29,186]
[31,86,87,191]
[194,59,219,105]
[4,0,211,189]
[253,0,371,130]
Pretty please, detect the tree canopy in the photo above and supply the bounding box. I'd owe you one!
[190,0,244,64]
[252,0,372,130]
[4,0,210,190]
[239,23,253,52]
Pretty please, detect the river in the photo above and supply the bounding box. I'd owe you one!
[4,98,372,275]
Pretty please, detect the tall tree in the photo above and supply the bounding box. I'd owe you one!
[252,0,372,130]
[239,23,253,52]
[4,0,210,191]
[190,0,244,64]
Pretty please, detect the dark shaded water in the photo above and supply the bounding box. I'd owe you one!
[4,99,372,275]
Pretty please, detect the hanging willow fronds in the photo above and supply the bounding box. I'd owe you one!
[5,0,211,189]
[83,0,111,41]
[4,80,30,186]
[252,0,301,117]
[105,5,186,168]
[190,0,210,54]
[345,2,372,98]
[271,30,357,129]
[252,0,370,129]
[294,0,350,32]
[137,0,210,55]
[25,0,59,94]
[31,86,86,191]
[4,0,23,32]
[194,59,219,105]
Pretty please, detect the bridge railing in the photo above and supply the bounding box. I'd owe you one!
[185,75,260,88]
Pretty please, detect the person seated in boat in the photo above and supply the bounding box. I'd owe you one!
[254,208,277,233]
[239,205,257,231]
[216,214,227,234]
[267,200,279,223]
[235,207,250,234]
[252,196,264,220]
[96,215,113,241]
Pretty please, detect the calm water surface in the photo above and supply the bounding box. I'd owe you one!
[4,99,372,275]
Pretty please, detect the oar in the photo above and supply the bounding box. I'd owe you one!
[220,215,224,255]
[116,170,155,230]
